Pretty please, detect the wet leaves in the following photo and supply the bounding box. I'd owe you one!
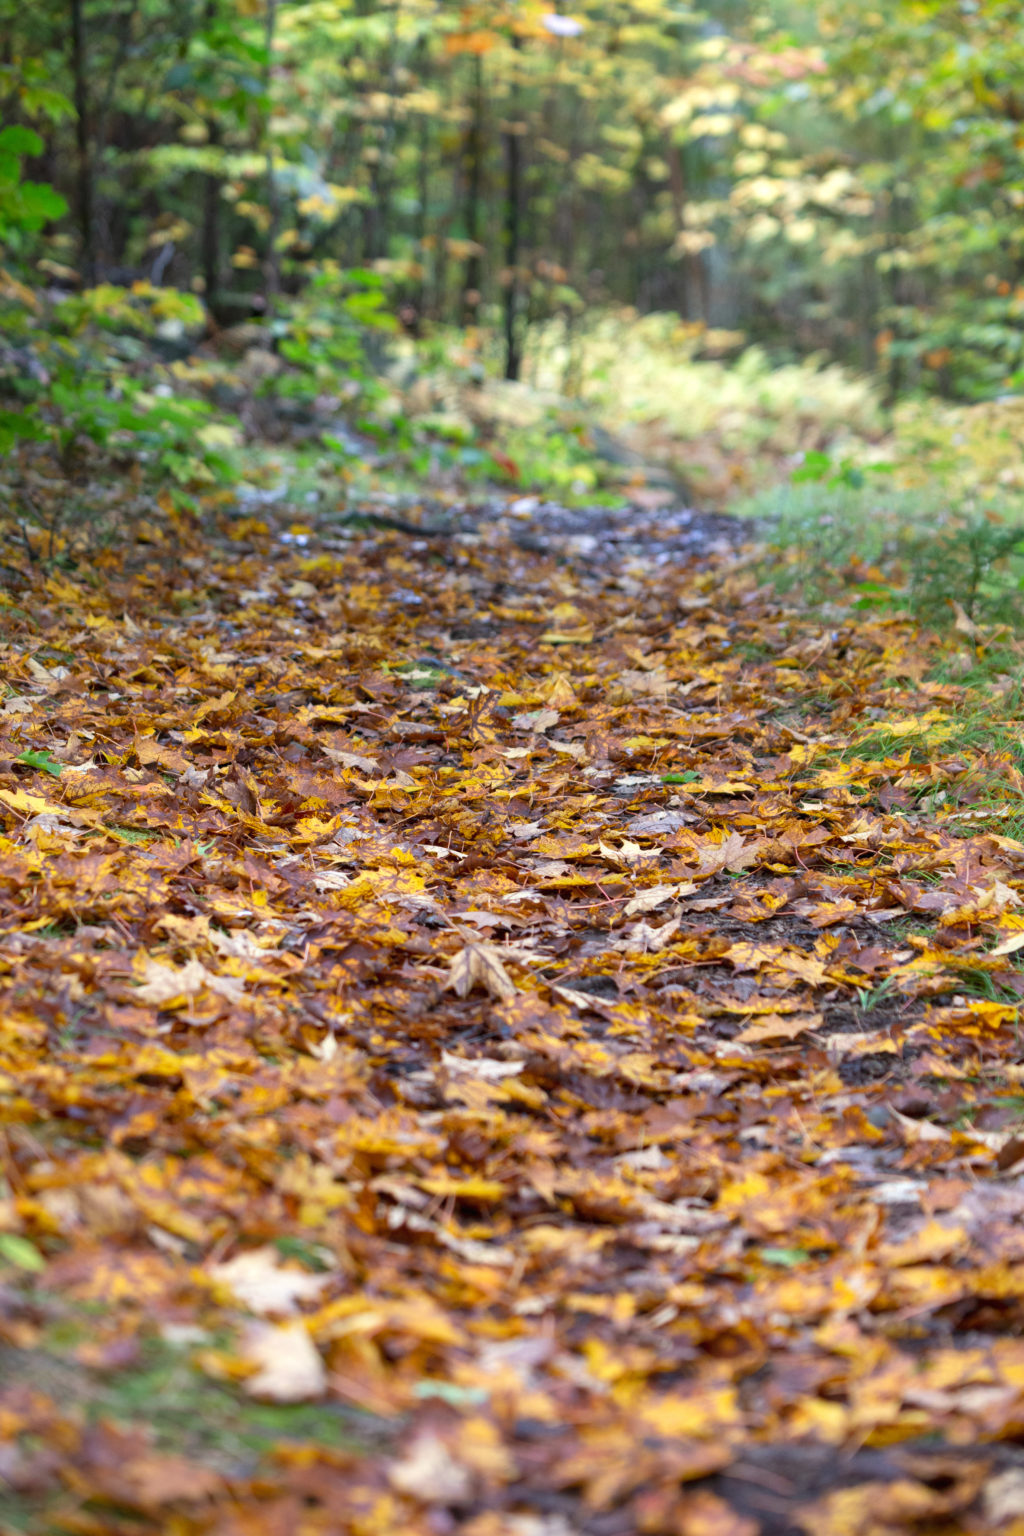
[4,501,1024,1531]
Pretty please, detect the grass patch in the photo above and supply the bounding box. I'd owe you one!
[740,473,1024,631]
[0,1304,393,1531]
[104,825,164,845]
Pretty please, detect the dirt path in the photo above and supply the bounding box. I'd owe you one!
[3,499,1024,1535]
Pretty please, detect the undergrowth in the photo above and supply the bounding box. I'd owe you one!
[9,282,1024,654]
[742,472,1024,632]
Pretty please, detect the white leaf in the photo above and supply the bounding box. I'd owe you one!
[441,1051,525,1081]
[210,1246,332,1316]
[388,1433,472,1503]
[135,957,245,1007]
[513,708,559,733]
[624,882,697,916]
[598,838,650,868]
[241,1320,327,1402]
[210,928,268,960]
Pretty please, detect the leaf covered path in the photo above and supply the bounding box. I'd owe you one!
[4,502,1024,1534]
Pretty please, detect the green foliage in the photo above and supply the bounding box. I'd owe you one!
[0,124,67,247]
[54,283,206,340]
[0,1233,45,1271]
[15,747,62,777]
[1,0,1023,417]
[0,405,46,454]
[277,266,395,409]
[746,457,1024,632]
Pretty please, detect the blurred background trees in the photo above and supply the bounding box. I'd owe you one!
[3,0,1023,400]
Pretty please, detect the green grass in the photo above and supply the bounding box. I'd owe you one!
[738,474,1024,631]
[105,825,163,845]
[855,978,900,1013]
[0,1309,393,1532]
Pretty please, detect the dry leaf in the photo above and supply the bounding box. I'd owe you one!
[210,1246,333,1315]
[240,1320,327,1402]
[134,957,246,1007]
[446,943,517,1002]
[388,1433,472,1504]
[735,1012,823,1044]
[624,882,697,915]
[441,1051,525,1080]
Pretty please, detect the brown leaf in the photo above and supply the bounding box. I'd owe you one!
[735,1012,823,1044]
[446,942,517,1002]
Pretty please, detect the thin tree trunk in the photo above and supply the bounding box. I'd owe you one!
[503,36,524,380]
[202,118,223,312]
[200,0,222,317]
[462,54,484,326]
[70,0,96,285]
[263,0,280,313]
[368,1,401,262]
[410,31,432,320]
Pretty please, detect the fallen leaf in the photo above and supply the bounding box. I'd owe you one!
[209,1246,333,1315]
[735,1012,823,1044]
[240,1319,327,1401]
[624,882,697,915]
[446,943,517,1002]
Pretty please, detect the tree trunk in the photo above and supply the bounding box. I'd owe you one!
[69,0,96,285]
[462,54,484,327]
[503,36,524,381]
[263,0,280,314]
[367,1,400,262]
[200,0,222,317]
[201,118,223,313]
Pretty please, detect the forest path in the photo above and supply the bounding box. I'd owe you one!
[2,499,1024,1534]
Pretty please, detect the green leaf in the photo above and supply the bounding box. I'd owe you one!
[661,770,700,784]
[20,85,75,123]
[273,1236,334,1271]
[759,1246,810,1267]
[0,125,43,157]
[0,408,46,452]
[16,748,63,778]
[791,450,832,484]
[413,1381,489,1407]
[17,180,69,223]
[0,1233,45,1272]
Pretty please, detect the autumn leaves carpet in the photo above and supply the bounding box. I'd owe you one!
[4,503,1024,1534]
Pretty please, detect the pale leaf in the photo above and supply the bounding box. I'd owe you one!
[624,882,698,916]
[446,943,517,1002]
[441,1051,525,1081]
[210,1246,332,1316]
[599,839,650,868]
[241,1320,327,1402]
[135,957,245,1007]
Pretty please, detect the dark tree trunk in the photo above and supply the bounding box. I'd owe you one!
[263,0,280,313]
[462,54,484,326]
[503,37,524,381]
[367,2,400,262]
[70,0,96,285]
[200,0,222,317]
[201,118,223,311]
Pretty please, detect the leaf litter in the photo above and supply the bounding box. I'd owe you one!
[4,499,1024,1532]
